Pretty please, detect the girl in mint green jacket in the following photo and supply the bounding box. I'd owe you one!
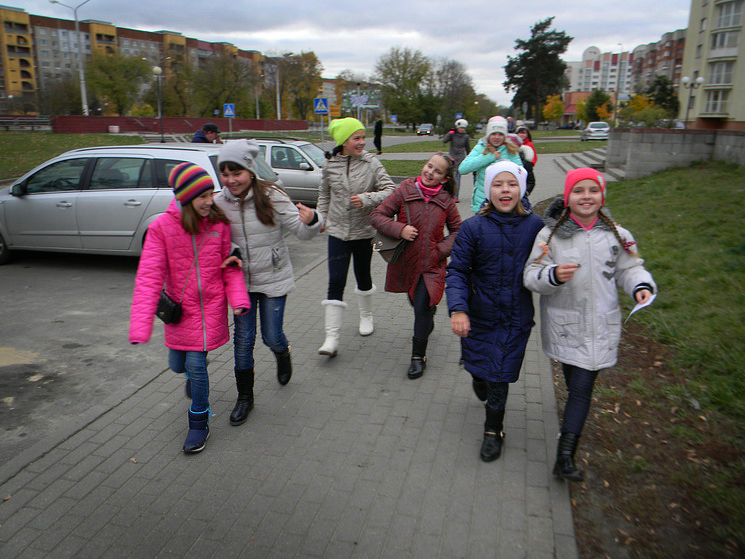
[459,116,523,213]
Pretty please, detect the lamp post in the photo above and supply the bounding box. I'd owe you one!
[274,62,281,120]
[151,66,164,142]
[50,0,91,116]
[681,76,705,129]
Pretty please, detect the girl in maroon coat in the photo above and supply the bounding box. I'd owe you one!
[371,153,462,379]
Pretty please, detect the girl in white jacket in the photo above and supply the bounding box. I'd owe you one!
[523,168,655,482]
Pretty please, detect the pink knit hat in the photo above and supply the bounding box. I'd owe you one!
[564,168,606,205]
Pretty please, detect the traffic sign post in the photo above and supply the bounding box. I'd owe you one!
[314,98,328,144]
[224,103,235,135]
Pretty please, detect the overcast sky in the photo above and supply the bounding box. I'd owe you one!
[23,0,691,106]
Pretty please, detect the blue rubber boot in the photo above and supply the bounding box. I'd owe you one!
[183,408,209,454]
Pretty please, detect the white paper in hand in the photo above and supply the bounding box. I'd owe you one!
[625,293,656,324]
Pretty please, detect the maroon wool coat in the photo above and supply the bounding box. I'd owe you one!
[371,179,462,306]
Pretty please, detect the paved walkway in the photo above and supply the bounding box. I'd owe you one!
[0,155,578,558]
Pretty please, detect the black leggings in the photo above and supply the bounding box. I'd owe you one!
[486,381,509,411]
[561,364,599,435]
[409,277,434,339]
[327,236,373,300]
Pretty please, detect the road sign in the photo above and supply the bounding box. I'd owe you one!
[329,104,341,118]
[455,113,463,119]
[314,98,329,114]
[223,103,235,118]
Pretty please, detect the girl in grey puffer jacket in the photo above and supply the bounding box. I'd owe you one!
[524,168,655,483]
[316,118,395,357]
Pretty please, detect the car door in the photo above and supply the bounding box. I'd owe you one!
[4,157,89,249]
[269,145,319,203]
[76,156,157,251]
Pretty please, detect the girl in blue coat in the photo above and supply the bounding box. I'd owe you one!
[445,160,543,462]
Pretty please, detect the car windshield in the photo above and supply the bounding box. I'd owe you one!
[299,143,326,167]
[590,123,608,129]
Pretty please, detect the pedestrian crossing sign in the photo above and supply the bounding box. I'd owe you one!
[314,98,329,115]
[223,103,235,118]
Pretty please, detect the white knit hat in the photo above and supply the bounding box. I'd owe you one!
[483,117,508,141]
[483,160,527,203]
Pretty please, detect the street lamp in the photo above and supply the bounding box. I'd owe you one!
[681,76,705,129]
[50,0,91,116]
[152,66,164,143]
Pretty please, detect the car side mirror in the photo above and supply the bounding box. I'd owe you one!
[299,162,311,171]
[10,183,25,196]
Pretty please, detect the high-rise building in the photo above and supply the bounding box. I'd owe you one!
[0,5,36,110]
[565,46,633,95]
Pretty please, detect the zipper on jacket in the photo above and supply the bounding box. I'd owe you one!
[239,201,251,286]
[586,231,596,365]
[193,235,208,351]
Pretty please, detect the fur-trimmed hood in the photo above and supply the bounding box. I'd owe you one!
[542,197,615,239]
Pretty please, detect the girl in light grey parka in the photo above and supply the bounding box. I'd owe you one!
[523,168,655,482]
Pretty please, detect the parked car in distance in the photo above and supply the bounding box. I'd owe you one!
[251,138,325,206]
[416,123,434,136]
[0,143,281,264]
[580,121,610,141]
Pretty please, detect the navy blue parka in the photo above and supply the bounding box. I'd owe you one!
[445,208,543,382]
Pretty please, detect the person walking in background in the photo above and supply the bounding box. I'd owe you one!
[129,163,250,454]
[317,117,395,357]
[516,125,537,196]
[373,115,383,155]
[523,168,655,481]
[442,118,470,202]
[214,140,323,426]
[371,153,461,379]
[191,123,223,144]
[446,161,543,462]
[459,116,523,214]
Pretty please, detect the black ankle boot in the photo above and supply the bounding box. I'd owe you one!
[229,369,254,426]
[274,348,292,386]
[553,432,584,481]
[480,406,505,462]
[407,337,428,379]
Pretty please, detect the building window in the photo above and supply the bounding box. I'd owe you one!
[704,89,729,113]
[709,61,734,84]
[700,18,707,31]
[711,30,739,50]
[716,1,743,28]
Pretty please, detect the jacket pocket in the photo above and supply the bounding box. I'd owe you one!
[546,308,582,348]
[605,308,622,350]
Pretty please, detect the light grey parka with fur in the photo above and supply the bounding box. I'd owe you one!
[523,199,656,370]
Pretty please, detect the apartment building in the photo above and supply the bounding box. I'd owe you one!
[0,5,36,108]
[630,29,687,91]
[565,46,633,95]
[679,0,744,129]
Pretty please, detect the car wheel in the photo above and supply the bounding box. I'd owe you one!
[0,231,12,265]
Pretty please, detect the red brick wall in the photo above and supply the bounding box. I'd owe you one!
[51,116,308,134]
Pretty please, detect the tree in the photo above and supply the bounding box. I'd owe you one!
[280,51,323,120]
[191,53,254,117]
[504,17,572,123]
[87,54,151,115]
[645,75,679,116]
[543,94,565,123]
[373,47,430,130]
[37,77,81,115]
[428,57,477,132]
[585,89,612,121]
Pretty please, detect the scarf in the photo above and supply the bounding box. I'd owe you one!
[415,177,443,202]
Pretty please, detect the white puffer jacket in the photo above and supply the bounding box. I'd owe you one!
[523,200,656,370]
[317,151,395,240]
[214,185,323,297]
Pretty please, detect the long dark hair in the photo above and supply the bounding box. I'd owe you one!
[180,198,230,235]
[219,161,283,226]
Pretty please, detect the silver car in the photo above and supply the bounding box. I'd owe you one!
[0,143,280,264]
[580,122,610,141]
[253,138,326,205]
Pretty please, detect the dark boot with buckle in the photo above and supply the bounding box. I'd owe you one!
[274,348,292,386]
[229,369,254,426]
[480,406,505,462]
[407,337,428,379]
[183,408,209,454]
[553,432,584,481]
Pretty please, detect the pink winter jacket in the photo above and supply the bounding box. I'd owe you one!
[129,199,250,351]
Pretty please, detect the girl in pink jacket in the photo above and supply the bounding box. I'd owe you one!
[130,162,249,454]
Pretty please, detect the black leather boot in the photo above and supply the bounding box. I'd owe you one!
[229,369,254,426]
[553,432,584,481]
[407,337,428,379]
[274,348,292,386]
[480,406,505,462]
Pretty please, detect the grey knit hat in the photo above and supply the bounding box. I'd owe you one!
[218,139,259,175]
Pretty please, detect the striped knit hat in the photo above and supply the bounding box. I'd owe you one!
[169,162,214,206]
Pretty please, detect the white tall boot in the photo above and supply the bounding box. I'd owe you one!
[318,300,346,356]
[355,285,376,336]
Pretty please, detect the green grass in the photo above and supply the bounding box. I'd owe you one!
[532,129,581,138]
[609,161,745,419]
[0,132,144,180]
[381,160,427,178]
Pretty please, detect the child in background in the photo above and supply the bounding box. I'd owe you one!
[523,168,655,481]
[459,116,523,213]
[371,153,462,379]
[442,118,470,202]
[446,161,543,462]
[130,163,250,454]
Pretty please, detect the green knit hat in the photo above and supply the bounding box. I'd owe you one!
[329,118,365,146]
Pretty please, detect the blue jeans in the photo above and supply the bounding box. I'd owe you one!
[234,293,288,370]
[327,235,373,300]
[168,349,209,412]
[561,364,599,435]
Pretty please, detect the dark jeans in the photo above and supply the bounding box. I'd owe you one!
[327,235,373,301]
[486,381,509,411]
[561,363,599,435]
[233,293,288,370]
[373,135,382,153]
[168,349,209,412]
[409,276,434,340]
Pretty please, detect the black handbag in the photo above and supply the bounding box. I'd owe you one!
[372,202,411,264]
[156,289,182,324]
